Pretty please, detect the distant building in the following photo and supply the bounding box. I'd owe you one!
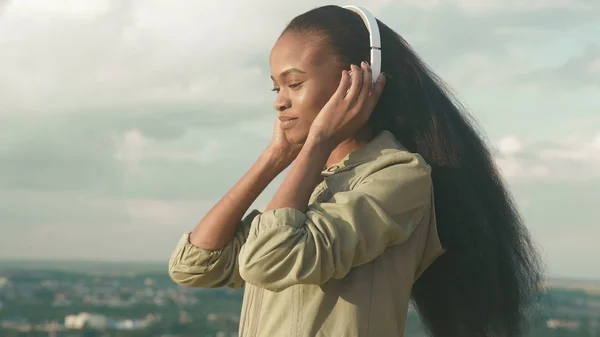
[180,310,192,323]
[53,292,71,306]
[0,277,9,288]
[547,319,580,330]
[0,317,32,332]
[207,313,218,323]
[64,312,108,330]
[110,318,150,330]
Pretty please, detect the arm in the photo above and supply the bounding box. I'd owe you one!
[264,136,332,213]
[190,150,287,250]
[168,150,288,289]
[238,151,432,292]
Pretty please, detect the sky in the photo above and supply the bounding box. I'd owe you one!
[0,0,599,279]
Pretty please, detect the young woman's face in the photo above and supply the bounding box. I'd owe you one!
[269,32,344,144]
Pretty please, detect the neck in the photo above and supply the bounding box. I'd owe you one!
[325,126,374,169]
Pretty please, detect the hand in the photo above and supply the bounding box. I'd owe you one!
[265,119,303,169]
[308,61,385,148]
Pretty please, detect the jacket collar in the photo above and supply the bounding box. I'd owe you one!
[321,130,405,177]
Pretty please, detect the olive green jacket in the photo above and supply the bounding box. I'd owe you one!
[169,130,445,337]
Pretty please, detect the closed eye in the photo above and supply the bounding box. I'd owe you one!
[272,82,303,93]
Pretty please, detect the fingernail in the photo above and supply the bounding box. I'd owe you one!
[361,61,368,67]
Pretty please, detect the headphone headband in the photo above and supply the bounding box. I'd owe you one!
[342,5,381,83]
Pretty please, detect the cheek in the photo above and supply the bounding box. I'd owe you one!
[285,82,337,144]
[295,85,336,121]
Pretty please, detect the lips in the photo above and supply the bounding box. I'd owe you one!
[278,115,297,122]
[278,115,298,130]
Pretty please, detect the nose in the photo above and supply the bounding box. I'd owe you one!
[273,93,291,112]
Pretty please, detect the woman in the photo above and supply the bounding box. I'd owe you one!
[169,5,543,337]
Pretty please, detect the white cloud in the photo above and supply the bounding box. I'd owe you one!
[9,0,111,17]
[113,129,148,172]
[494,133,600,181]
[453,0,592,13]
[0,0,9,16]
[353,0,593,12]
[112,128,223,172]
[593,134,600,149]
[0,0,281,114]
[3,0,597,116]
[496,135,524,155]
[123,198,204,224]
[515,44,600,90]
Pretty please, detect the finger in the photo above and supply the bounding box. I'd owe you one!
[366,73,386,111]
[355,61,373,108]
[374,73,386,97]
[333,70,352,99]
[345,64,363,105]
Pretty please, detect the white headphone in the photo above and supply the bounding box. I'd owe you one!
[342,5,381,84]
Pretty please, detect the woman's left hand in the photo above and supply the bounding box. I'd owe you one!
[307,61,385,149]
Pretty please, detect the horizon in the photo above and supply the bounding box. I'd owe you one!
[1,258,599,283]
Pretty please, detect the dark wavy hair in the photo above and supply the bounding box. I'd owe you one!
[283,5,544,337]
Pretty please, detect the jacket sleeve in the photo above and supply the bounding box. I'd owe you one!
[168,209,261,289]
[238,157,432,292]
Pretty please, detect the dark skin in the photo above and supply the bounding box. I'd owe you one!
[269,32,379,168]
[188,31,385,249]
[269,34,343,145]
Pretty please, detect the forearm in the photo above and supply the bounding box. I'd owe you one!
[189,150,286,250]
[265,137,332,212]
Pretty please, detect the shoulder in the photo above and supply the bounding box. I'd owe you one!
[360,148,431,181]
[345,130,432,186]
[324,130,432,203]
[325,147,431,208]
[356,149,432,201]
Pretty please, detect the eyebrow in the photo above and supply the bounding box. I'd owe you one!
[270,68,306,80]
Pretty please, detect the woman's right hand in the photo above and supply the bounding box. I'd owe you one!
[265,119,303,170]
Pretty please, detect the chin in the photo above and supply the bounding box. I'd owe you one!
[284,129,309,145]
